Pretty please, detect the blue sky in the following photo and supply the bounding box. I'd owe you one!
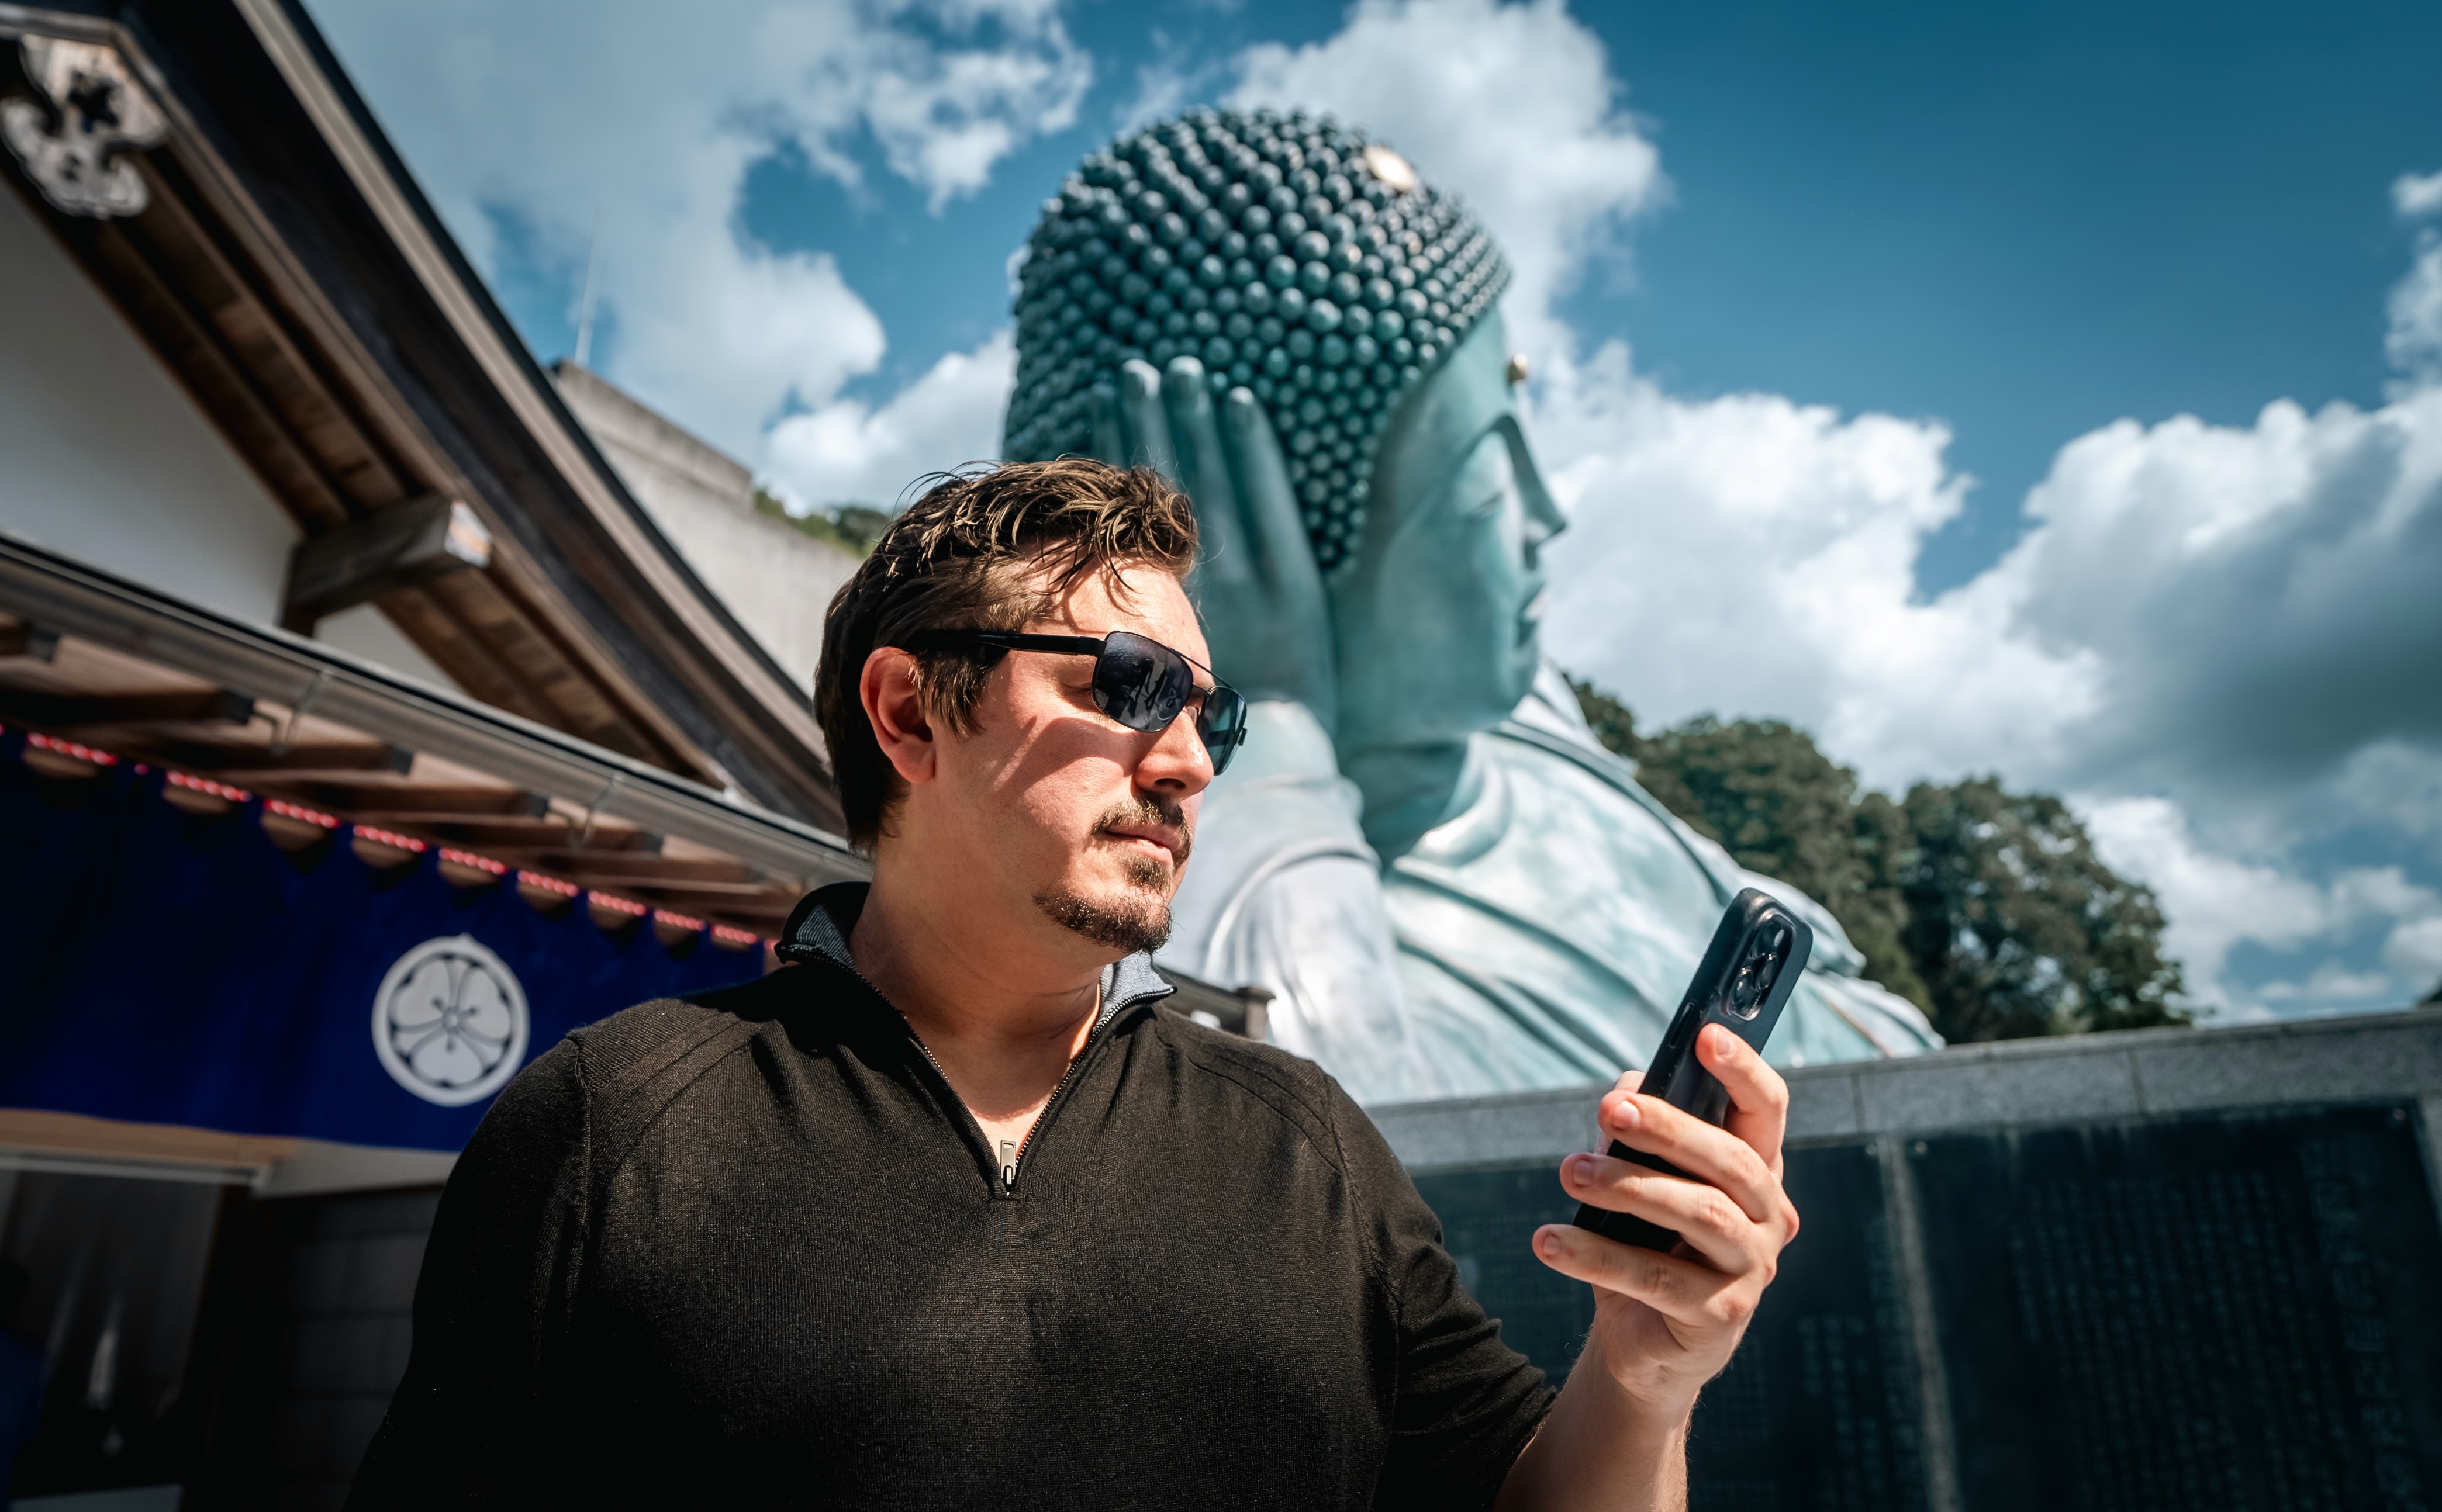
[314,0,2442,1018]
[467,0,2442,589]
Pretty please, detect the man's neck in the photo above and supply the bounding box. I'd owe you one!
[848,856,1109,1147]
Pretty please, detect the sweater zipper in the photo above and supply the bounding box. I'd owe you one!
[1000,1029,1102,1192]
[823,953,1117,1198]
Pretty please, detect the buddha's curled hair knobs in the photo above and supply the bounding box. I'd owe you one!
[1003,107,1511,570]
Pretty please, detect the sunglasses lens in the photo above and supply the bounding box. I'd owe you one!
[1196,687,1248,776]
[1094,632,1191,733]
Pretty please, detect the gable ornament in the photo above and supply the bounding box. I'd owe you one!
[2,36,166,219]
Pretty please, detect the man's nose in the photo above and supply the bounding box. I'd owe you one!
[1137,705,1214,795]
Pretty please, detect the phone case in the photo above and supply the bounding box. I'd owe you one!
[1571,887,1812,1251]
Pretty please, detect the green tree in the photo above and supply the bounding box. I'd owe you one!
[1892,779,2188,1040]
[1566,676,2187,1042]
[1567,677,1928,1009]
[752,489,890,557]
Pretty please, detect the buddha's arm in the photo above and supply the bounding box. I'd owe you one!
[1160,700,1448,1103]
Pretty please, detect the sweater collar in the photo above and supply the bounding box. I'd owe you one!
[776,882,1176,1024]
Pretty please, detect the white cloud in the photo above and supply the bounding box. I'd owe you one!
[2387,234,2442,392]
[2335,739,2442,837]
[765,330,1016,506]
[310,0,1087,458]
[1536,337,2442,1013]
[2255,964,2398,1008]
[1201,0,2442,1019]
[2386,915,2442,985]
[316,0,2442,1020]
[1531,343,2103,788]
[1227,0,1663,361]
[2078,797,2357,1014]
[2393,169,2442,221]
[2078,798,2441,1016]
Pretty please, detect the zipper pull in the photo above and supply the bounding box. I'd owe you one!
[999,1140,1017,1189]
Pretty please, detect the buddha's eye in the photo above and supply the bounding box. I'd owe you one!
[1454,433,1515,520]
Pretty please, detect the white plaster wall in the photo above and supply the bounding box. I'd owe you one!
[0,188,462,693]
[0,185,296,622]
[317,603,458,688]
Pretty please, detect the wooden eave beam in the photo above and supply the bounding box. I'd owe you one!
[0,687,254,726]
[296,783,548,818]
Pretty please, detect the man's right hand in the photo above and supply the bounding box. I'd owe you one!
[1093,357,1338,733]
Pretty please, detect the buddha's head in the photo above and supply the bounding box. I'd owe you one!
[1004,108,1563,766]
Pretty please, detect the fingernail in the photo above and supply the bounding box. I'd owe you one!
[1536,1229,1562,1258]
[1609,1096,1640,1129]
[1566,1153,1595,1182]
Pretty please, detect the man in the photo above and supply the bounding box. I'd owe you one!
[348,459,1799,1510]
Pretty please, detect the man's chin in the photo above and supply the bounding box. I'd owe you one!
[1033,884,1173,955]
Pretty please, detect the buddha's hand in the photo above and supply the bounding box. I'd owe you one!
[1094,357,1336,732]
[1536,1026,1801,1424]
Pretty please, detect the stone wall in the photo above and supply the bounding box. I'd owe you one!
[1379,1008,2442,1511]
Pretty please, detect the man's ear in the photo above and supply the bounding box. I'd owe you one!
[860,648,938,788]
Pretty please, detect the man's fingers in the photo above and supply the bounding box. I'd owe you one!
[1530,1225,1747,1333]
[1559,1152,1763,1274]
[1698,1023,1791,1178]
[1596,1090,1785,1228]
[1118,360,1176,479]
[1162,359,1251,584]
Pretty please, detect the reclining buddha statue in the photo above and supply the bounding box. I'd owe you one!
[1001,107,1940,1103]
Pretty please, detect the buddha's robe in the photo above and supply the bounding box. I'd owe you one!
[1159,663,1940,1105]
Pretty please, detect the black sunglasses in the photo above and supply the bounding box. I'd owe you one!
[900,629,1249,776]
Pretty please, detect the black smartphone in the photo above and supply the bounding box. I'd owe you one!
[1571,887,1811,1251]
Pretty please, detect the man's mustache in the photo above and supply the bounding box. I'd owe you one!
[1093,795,1193,868]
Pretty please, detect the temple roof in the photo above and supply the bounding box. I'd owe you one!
[0,0,844,831]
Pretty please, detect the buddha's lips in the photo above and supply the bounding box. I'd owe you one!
[1520,586,1548,645]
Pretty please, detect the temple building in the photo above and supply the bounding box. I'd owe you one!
[0,16,1276,1504]
[0,5,873,1504]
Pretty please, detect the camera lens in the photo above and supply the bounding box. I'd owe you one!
[1728,964,1761,1013]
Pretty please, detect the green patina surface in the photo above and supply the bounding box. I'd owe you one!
[1003,107,1509,570]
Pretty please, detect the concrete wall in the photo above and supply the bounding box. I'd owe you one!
[1376,1007,2442,1512]
[1372,1006,2442,1178]
[552,364,858,695]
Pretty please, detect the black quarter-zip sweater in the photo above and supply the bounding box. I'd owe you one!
[346,884,1555,1510]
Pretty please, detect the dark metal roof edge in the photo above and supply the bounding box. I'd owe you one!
[0,529,865,887]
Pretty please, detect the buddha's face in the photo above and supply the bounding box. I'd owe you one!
[1331,312,1564,756]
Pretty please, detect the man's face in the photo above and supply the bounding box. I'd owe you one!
[924,560,1214,960]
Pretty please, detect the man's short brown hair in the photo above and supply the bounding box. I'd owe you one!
[814,458,1200,850]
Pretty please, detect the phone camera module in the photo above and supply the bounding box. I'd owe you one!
[1753,954,1783,1003]
[1726,963,1763,1018]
